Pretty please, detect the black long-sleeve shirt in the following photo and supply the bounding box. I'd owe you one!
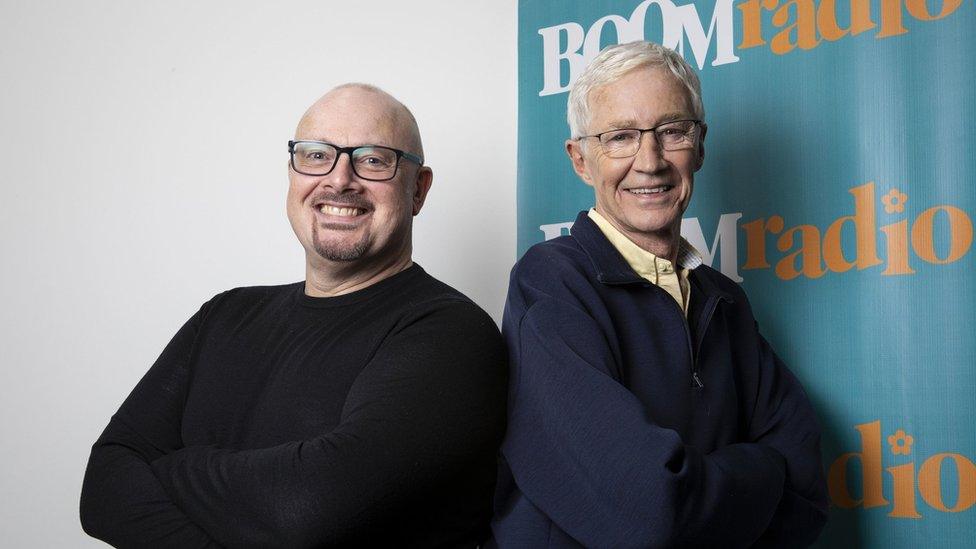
[81,265,508,548]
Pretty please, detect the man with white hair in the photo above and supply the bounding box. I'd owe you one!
[493,42,828,547]
[81,83,507,548]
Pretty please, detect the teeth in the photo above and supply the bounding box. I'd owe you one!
[629,186,672,194]
[319,205,364,217]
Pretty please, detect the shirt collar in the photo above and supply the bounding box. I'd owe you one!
[587,208,703,277]
[569,210,732,303]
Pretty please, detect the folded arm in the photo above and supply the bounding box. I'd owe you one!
[80,309,220,548]
[503,297,788,548]
[746,331,829,547]
[150,302,507,548]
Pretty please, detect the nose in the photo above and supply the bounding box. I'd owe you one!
[319,152,360,192]
[630,130,668,174]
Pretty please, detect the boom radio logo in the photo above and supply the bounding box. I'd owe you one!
[830,421,976,518]
[539,181,974,281]
[534,1,973,280]
[538,0,965,95]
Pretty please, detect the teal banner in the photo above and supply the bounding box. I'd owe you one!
[517,0,975,546]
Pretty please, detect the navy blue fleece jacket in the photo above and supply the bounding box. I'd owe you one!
[491,212,828,548]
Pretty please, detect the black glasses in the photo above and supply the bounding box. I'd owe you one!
[288,140,424,181]
[579,119,703,158]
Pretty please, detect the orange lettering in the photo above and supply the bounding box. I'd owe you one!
[851,0,878,34]
[918,453,976,512]
[816,0,848,40]
[738,0,768,48]
[911,205,974,264]
[817,0,874,42]
[880,219,916,275]
[905,0,963,20]
[770,0,821,53]
[823,182,884,272]
[824,222,855,272]
[828,421,889,508]
[817,0,876,40]
[887,462,922,518]
[742,216,783,269]
[878,0,909,37]
[775,224,824,279]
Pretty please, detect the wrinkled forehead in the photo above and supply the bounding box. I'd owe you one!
[295,90,411,150]
[589,67,695,121]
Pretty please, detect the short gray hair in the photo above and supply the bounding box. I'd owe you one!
[567,41,704,139]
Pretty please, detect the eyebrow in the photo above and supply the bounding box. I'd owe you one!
[604,120,639,130]
[603,112,693,130]
[297,138,384,149]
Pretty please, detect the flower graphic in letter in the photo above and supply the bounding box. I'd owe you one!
[882,189,908,214]
[888,429,914,455]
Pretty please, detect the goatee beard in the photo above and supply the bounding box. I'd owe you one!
[312,223,370,261]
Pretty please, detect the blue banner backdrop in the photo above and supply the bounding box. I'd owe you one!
[517,0,975,546]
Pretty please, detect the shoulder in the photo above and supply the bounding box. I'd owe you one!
[391,266,500,338]
[368,270,506,386]
[393,266,485,312]
[515,235,588,271]
[511,236,594,291]
[504,237,609,337]
[398,266,475,306]
[196,282,302,320]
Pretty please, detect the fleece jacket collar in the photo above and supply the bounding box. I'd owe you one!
[569,210,735,304]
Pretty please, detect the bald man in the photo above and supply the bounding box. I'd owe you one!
[81,84,507,548]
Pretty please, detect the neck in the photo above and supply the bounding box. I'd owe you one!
[304,248,414,297]
[597,210,682,264]
[631,229,681,265]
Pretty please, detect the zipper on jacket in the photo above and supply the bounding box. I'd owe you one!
[677,302,699,389]
[689,294,732,388]
[645,282,718,390]
[680,322,697,388]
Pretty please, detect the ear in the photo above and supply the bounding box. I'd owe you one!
[411,166,433,216]
[566,139,594,186]
[694,124,707,172]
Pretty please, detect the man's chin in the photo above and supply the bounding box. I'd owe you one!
[313,238,370,262]
[310,221,372,262]
[622,211,680,233]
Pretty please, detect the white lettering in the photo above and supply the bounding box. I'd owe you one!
[538,23,586,96]
[583,14,641,61]
[681,213,744,281]
[539,222,574,240]
[628,0,684,52]
[538,0,740,95]
[671,0,739,69]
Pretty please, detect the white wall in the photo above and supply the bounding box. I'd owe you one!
[0,1,516,545]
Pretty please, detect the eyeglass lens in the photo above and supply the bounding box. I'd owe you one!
[292,142,400,180]
[599,120,699,157]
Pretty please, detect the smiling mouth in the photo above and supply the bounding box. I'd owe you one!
[317,204,367,217]
[627,185,674,195]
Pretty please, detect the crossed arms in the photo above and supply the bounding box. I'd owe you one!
[80,299,507,548]
[500,268,828,548]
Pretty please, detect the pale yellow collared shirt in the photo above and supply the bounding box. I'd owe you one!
[588,208,703,317]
